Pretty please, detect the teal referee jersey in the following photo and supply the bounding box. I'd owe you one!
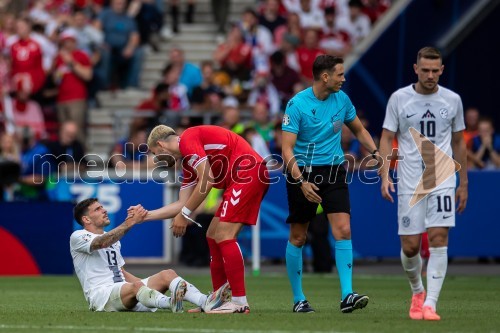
[282,87,356,166]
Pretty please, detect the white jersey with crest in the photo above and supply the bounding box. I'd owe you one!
[383,84,465,195]
[70,229,126,310]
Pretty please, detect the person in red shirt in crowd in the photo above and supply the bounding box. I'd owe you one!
[213,25,253,82]
[0,77,46,140]
[361,0,390,24]
[144,125,270,313]
[52,28,92,143]
[296,28,324,84]
[319,6,354,57]
[8,17,46,95]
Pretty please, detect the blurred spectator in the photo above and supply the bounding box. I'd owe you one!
[213,25,253,82]
[169,0,196,33]
[248,102,274,144]
[1,80,46,139]
[258,0,287,37]
[274,12,302,47]
[109,124,150,170]
[470,117,500,170]
[72,8,105,101]
[0,13,16,42]
[297,0,326,30]
[212,0,230,34]
[319,6,353,57]
[247,72,281,117]
[53,28,92,144]
[269,50,302,108]
[167,47,202,97]
[47,121,86,171]
[136,82,175,130]
[361,0,390,24]
[296,28,324,83]
[279,33,301,73]
[463,107,479,149]
[129,0,163,51]
[0,132,21,201]
[242,126,271,159]
[344,0,371,44]
[6,17,47,95]
[191,60,225,111]
[97,0,142,88]
[218,96,244,135]
[161,63,189,111]
[268,121,283,167]
[240,8,275,56]
[16,126,51,201]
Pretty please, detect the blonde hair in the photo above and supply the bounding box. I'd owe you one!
[147,125,176,148]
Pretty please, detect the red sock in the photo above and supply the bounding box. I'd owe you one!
[207,237,226,291]
[218,239,246,297]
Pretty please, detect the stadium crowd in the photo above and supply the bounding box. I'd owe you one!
[0,0,498,203]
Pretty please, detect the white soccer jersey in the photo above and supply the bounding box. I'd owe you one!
[70,229,126,310]
[383,84,465,195]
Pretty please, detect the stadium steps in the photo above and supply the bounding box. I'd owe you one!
[87,0,255,159]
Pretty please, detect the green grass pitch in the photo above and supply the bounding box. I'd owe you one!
[0,274,498,333]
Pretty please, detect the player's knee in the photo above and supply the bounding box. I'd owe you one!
[161,269,177,281]
[289,234,307,247]
[132,281,145,292]
[402,247,420,258]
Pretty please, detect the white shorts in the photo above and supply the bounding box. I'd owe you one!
[397,187,456,235]
[91,278,156,312]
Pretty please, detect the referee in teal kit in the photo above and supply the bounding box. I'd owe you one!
[281,55,380,313]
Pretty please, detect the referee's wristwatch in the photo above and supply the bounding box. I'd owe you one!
[295,176,305,187]
[371,149,379,159]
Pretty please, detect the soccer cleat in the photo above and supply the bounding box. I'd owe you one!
[203,282,232,312]
[423,306,441,321]
[206,301,250,314]
[293,300,315,313]
[409,291,426,320]
[170,279,187,313]
[340,292,369,313]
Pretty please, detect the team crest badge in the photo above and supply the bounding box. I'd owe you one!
[283,114,290,126]
[439,108,448,119]
[82,233,92,242]
[402,216,411,228]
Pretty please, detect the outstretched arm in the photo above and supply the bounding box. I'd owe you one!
[142,186,195,222]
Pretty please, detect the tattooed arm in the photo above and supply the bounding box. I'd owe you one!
[90,205,148,251]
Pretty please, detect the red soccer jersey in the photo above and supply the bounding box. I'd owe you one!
[54,50,91,102]
[179,125,264,190]
[10,38,45,93]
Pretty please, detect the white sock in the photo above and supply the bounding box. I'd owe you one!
[424,246,448,310]
[183,280,207,307]
[169,276,183,293]
[136,286,171,309]
[232,296,247,305]
[401,249,425,294]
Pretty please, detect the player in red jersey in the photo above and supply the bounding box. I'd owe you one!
[143,125,269,313]
[8,18,46,94]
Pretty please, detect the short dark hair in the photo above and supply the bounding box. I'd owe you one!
[74,198,98,226]
[417,46,442,63]
[312,55,344,80]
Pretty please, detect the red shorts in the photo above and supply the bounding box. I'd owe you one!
[215,164,269,225]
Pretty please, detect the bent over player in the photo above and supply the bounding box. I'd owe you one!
[145,125,269,313]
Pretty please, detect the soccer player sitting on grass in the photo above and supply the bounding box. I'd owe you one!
[70,198,230,312]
